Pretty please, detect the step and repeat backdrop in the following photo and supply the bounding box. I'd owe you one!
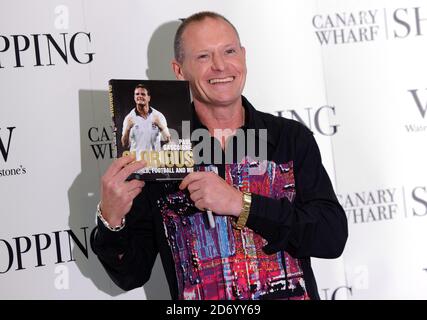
[1,0,426,299]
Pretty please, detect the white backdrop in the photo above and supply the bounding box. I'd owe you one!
[0,0,426,299]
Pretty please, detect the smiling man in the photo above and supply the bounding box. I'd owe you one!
[92,11,348,300]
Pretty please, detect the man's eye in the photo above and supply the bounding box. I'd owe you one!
[225,48,236,54]
[197,54,209,60]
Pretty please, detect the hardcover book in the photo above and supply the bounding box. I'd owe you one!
[108,79,193,180]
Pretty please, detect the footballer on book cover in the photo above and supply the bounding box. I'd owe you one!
[108,79,193,180]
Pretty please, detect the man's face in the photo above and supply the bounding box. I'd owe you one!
[174,17,247,108]
[134,87,150,112]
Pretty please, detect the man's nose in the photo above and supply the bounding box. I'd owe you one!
[211,53,225,71]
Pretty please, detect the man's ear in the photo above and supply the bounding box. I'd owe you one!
[241,46,246,58]
[171,60,185,80]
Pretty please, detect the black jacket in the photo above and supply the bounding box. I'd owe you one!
[91,96,348,300]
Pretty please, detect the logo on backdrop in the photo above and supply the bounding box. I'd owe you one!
[275,105,339,136]
[0,5,94,68]
[411,186,427,217]
[321,285,353,300]
[313,6,426,45]
[0,226,94,274]
[0,32,95,68]
[0,126,15,162]
[88,126,115,160]
[405,88,427,133]
[0,126,27,178]
[338,185,427,224]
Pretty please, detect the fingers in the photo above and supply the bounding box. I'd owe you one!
[101,156,145,197]
[126,179,145,192]
[128,186,144,200]
[194,200,208,212]
[104,154,136,178]
[100,175,145,221]
[187,181,202,193]
[189,189,203,204]
[179,172,206,190]
[115,160,147,181]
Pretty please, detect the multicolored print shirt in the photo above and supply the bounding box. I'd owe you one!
[92,96,348,300]
[159,159,309,300]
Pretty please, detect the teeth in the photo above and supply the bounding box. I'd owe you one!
[209,76,234,84]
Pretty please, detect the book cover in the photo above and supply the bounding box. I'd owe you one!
[108,79,194,180]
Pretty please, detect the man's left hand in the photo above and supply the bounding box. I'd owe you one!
[152,115,163,130]
[179,172,243,217]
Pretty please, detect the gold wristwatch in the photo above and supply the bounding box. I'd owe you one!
[232,192,252,230]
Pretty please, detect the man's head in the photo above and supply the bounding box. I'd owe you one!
[134,84,151,114]
[174,12,241,64]
[172,12,247,109]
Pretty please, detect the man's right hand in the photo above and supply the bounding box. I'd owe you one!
[100,154,146,226]
[126,117,135,130]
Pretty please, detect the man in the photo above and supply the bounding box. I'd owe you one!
[92,12,348,300]
[121,84,170,154]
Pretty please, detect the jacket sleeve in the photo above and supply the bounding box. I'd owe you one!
[90,185,158,291]
[246,128,348,259]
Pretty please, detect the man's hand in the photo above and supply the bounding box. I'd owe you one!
[179,172,243,217]
[153,115,171,142]
[100,154,146,226]
[121,118,135,148]
[126,117,135,130]
[152,115,163,130]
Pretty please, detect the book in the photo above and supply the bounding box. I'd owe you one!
[108,79,194,180]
